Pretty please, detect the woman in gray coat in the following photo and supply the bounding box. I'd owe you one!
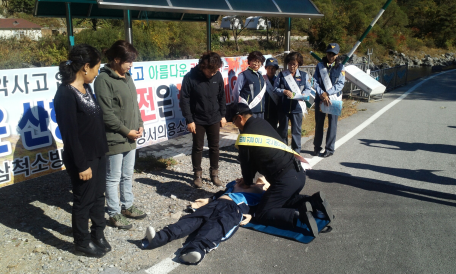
[94,40,146,230]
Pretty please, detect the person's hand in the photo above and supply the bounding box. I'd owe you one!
[220,117,227,127]
[191,198,211,209]
[283,90,293,98]
[138,127,144,136]
[127,129,141,140]
[187,122,196,134]
[320,92,331,107]
[240,214,252,226]
[79,167,92,181]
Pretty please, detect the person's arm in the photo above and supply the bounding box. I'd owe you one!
[313,65,325,96]
[180,74,193,125]
[302,73,312,97]
[233,73,246,102]
[54,90,89,173]
[239,146,254,186]
[274,72,285,95]
[218,74,227,126]
[326,66,346,95]
[94,78,130,137]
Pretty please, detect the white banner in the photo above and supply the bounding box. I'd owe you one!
[0,56,261,186]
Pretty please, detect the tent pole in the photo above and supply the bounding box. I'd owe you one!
[65,2,74,50]
[284,17,291,53]
[124,10,133,44]
[206,15,211,52]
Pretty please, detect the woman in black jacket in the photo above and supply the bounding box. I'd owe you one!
[180,52,226,188]
[54,44,110,257]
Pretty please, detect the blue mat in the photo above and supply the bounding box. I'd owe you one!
[243,218,330,244]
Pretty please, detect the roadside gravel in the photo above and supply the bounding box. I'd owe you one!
[0,146,242,274]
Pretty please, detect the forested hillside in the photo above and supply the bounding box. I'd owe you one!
[0,0,454,69]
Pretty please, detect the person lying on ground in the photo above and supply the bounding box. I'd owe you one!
[140,176,270,265]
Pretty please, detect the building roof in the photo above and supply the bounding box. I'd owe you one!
[0,18,42,29]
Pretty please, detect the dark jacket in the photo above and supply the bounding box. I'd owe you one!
[235,68,266,114]
[54,84,108,172]
[264,75,279,120]
[238,117,295,185]
[94,65,144,156]
[274,69,312,114]
[180,65,226,125]
[313,56,345,100]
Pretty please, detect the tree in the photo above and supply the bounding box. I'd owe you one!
[227,16,247,51]
[7,0,34,13]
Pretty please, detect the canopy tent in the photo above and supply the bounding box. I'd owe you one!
[34,0,323,52]
[96,0,323,18]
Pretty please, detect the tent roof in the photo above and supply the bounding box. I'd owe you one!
[34,0,219,21]
[96,0,323,18]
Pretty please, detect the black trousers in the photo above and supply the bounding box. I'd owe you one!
[314,99,338,153]
[65,156,107,247]
[149,199,241,259]
[278,111,303,153]
[192,122,220,172]
[254,166,307,229]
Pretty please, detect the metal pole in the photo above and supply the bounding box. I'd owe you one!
[124,10,133,44]
[342,0,393,64]
[206,14,211,52]
[65,2,74,50]
[284,17,291,53]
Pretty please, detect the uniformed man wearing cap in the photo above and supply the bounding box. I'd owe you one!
[264,57,280,129]
[313,43,346,158]
[232,103,334,237]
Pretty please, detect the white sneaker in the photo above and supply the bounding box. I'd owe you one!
[180,251,202,264]
[145,226,155,243]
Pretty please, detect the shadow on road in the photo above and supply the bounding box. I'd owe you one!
[307,170,456,207]
[340,162,456,186]
[135,169,214,202]
[0,171,74,251]
[359,139,456,155]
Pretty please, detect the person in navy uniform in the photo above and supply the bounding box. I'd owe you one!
[234,51,266,118]
[313,43,346,158]
[264,57,280,129]
[274,52,312,153]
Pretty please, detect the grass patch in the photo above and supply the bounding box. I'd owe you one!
[134,155,177,173]
[292,98,360,138]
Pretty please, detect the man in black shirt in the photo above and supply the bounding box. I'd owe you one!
[233,103,333,237]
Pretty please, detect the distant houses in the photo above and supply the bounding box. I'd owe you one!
[0,18,42,40]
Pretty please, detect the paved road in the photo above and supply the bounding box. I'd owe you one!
[136,70,456,274]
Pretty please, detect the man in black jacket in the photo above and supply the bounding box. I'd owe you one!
[180,52,226,188]
[233,103,334,237]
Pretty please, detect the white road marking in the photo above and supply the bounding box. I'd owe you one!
[144,257,180,274]
[309,71,450,168]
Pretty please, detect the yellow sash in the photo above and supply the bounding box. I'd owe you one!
[235,134,300,157]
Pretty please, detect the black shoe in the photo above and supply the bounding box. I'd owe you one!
[311,191,334,223]
[312,148,321,156]
[298,202,318,238]
[92,237,112,252]
[75,241,106,258]
[319,151,334,158]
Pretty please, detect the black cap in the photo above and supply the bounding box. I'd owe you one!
[326,43,340,55]
[265,57,279,68]
[234,103,252,116]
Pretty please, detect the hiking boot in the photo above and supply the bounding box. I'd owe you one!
[210,168,223,187]
[121,205,147,219]
[193,171,203,188]
[298,202,318,238]
[310,191,334,222]
[109,214,132,230]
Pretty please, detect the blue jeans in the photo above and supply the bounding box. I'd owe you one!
[106,149,136,217]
